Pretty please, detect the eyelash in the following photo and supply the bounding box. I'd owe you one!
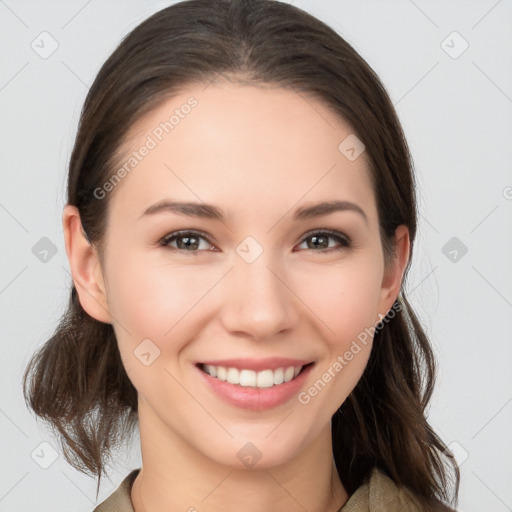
[158,229,351,255]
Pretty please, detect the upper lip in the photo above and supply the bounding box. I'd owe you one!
[197,358,314,372]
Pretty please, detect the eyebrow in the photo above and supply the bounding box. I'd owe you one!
[140,199,368,224]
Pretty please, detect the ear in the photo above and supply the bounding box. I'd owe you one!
[377,224,410,320]
[62,204,111,324]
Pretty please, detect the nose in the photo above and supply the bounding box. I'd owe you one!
[219,256,298,341]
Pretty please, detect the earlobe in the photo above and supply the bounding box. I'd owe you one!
[377,225,410,318]
[62,204,112,324]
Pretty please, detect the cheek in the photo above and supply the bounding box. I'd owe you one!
[292,260,381,423]
[105,252,223,347]
[104,253,217,399]
[292,255,383,345]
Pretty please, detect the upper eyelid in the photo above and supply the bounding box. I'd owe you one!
[300,228,349,241]
[163,229,214,242]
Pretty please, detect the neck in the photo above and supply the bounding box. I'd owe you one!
[131,400,349,512]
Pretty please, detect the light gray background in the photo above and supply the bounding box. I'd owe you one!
[1,0,511,510]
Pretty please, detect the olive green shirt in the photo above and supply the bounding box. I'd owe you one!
[92,467,424,511]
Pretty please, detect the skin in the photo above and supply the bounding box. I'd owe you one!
[63,81,410,512]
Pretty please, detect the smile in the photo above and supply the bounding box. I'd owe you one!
[195,359,316,411]
[200,363,310,389]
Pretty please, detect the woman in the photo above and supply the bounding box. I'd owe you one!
[22,0,460,510]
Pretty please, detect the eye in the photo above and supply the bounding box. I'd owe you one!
[296,229,351,254]
[159,230,216,253]
[158,229,351,254]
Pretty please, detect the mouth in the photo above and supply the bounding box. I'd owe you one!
[197,362,315,389]
[195,359,316,411]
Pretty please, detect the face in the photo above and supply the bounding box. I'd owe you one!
[73,82,407,469]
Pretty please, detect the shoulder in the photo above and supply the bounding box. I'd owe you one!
[92,469,140,512]
[341,467,425,512]
[367,467,424,511]
[92,466,453,512]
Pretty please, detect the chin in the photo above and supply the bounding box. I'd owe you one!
[198,428,313,471]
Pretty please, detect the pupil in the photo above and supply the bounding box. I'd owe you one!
[178,235,198,250]
[309,235,327,249]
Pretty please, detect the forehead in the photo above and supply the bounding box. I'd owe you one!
[107,82,376,224]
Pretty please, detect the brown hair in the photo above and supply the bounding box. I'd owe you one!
[23,0,459,508]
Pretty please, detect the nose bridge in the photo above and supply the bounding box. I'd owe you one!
[219,246,297,339]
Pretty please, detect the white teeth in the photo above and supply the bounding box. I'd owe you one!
[273,367,284,385]
[226,367,239,384]
[239,369,256,387]
[283,366,295,382]
[202,364,304,388]
[256,369,274,388]
[204,364,217,378]
[216,366,227,381]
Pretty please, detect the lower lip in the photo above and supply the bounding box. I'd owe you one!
[196,363,314,411]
